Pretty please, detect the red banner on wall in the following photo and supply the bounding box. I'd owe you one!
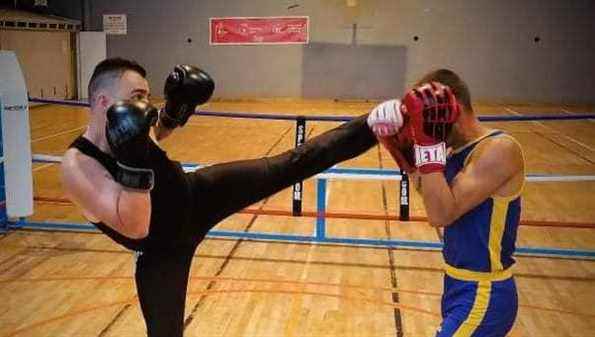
[210,16,309,45]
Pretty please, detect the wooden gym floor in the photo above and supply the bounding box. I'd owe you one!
[1,99,594,336]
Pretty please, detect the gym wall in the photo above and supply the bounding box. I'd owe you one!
[54,0,595,103]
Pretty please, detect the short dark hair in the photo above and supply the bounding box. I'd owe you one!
[88,57,146,104]
[415,69,472,112]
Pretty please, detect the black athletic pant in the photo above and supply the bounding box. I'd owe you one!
[135,115,375,337]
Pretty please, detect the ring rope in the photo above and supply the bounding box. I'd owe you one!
[28,97,595,122]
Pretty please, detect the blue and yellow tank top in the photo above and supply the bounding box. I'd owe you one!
[443,130,524,280]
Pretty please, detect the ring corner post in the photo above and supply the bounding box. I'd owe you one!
[399,170,409,221]
[292,116,307,216]
[0,51,35,226]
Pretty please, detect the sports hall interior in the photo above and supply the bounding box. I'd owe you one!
[1,1,594,336]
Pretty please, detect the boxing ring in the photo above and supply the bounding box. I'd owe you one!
[10,96,595,261]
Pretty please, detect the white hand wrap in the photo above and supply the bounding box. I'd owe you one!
[367,99,404,137]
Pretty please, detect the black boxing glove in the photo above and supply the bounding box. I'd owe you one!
[160,65,215,129]
[106,100,158,190]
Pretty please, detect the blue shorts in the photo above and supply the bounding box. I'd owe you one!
[435,275,518,337]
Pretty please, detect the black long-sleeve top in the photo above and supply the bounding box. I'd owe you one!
[69,114,376,251]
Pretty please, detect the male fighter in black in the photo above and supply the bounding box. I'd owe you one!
[61,58,380,336]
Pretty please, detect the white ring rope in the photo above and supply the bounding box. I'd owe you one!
[32,154,595,182]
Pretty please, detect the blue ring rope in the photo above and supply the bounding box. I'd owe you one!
[15,221,595,260]
[29,97,595,122]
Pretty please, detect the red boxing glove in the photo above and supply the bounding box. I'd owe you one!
[377,131,416,174]
[401,82,460,174]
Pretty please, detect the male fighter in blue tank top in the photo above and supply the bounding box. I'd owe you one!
[61,58,380,337]
[368,69,525,336]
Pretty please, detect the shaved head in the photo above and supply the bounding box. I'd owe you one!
[88,58,146,107]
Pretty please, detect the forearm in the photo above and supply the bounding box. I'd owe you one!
[420,172,457,227]
[115,188,151,239]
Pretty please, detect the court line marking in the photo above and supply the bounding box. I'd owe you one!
[561,107,594,123]
[505,106,594,152]
[96,304,131,337]
[32,163,55,172]
[531,131,595,165]
[0,287,440,337]
[377,144,405,336]
[31,126,86,143]
[2,243,594,282]
[1,274,592,337]
[561,108,573,115]
[3,273,595,298]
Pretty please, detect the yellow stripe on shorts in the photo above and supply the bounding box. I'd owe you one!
[453,281,492,337]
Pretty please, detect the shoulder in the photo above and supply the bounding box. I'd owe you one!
[478,133,521,154]
[468,133,523,172]
[61,148,94,173]
[61,147,110,184]
[62,148,79,167]
[61,148,82,175]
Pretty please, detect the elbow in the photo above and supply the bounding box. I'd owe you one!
[128,223,150,239]
[114,211,150,239]
[426,209,457,228]
[427,218,444,227]
[115,191,151,239]
[120,219,150,239]
[427,216,447,228]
